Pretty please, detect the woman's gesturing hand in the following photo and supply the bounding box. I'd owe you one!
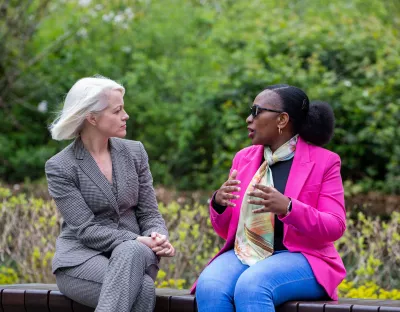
[247,184,290,216]
[215,169,241,207]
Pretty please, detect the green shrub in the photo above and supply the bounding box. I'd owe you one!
[336,211,400,290]
[1,0,400,193]
[156,201,223,287]
[155,269,186,289]
[0,266,19,285]
[339,280,400,300]
[1,185,399,298]
[0,186,58,283]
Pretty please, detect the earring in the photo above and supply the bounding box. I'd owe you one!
[278,127,282,135]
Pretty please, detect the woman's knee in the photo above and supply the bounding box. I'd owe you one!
[112,240,149,260]
[146,264,159,281]
[55,271,70,295]
[234,269,273,303]
[196,268,233,300]
[56,271,101,308]
[142,274,155,295]
[197,251,245,302]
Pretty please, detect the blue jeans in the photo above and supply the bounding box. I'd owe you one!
[196,249,327,312]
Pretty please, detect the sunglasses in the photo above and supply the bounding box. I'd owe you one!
[249,104,284,118]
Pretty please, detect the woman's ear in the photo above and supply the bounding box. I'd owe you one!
[277,112,290,129]
[86,113,97,126]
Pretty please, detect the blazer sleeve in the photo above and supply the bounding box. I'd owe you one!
[279,152,346,243]
[209,153,239,240]
[45,159,139,253]
[134,142,168,238]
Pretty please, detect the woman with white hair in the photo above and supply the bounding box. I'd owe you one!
[45,76,174,312]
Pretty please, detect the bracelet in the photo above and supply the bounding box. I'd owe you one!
[285,199,292,216]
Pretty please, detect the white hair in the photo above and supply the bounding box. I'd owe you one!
[49,75,125,140]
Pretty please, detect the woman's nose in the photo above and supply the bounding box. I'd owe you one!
[246,114,253,124]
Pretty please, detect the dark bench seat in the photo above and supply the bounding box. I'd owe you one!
[1,284,399,312]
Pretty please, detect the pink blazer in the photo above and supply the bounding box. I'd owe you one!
[190,137,346,300]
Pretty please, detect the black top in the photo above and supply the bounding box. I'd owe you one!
[212,157,293,251]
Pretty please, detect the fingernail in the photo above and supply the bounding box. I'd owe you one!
[233,203,236,206]
[237,187,241,191]
[235,195,239,199]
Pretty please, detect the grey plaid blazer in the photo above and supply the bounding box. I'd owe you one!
[45,137,168,273]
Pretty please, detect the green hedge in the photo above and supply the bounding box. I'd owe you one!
[1,0,399,192]
[0,185,399,297]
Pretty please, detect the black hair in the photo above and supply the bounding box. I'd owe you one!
[265,84,335,146]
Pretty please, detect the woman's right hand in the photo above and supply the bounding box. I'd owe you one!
[137,233,175,257]
[150,232,175,257]
[137,236,159,249]
[214,169,241,207]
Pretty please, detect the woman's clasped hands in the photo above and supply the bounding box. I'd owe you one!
[137,232,175,257]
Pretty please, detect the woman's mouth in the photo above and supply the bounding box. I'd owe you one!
[248,127,255,138]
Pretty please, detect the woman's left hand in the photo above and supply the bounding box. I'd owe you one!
[150,232,175,257]
[247,184,290,216]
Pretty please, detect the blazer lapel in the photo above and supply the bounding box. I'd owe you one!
[230,145,264,238]
[74,137,120,215]
[109,138,128,206]
[284,136,315,200]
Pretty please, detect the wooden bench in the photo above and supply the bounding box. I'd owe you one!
[1,284,399,312]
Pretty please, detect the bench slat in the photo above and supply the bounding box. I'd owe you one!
[352,305,379,312]
[25,289,50,312]
[169,295,197,312]
[380,307,400,312]
[277,301,299,312]
[0,288,4,312]
[1,289,25,312]
[340,299,396,306]
[49,290,73,312]
[325,303,352,312]
[72,301,95,312]
[298,302,332,312]
[155,295,170,312]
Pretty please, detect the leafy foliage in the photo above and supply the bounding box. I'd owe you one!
[0,186,58,283]
[338,211,400,289]
[0,266,18,285]
[1,185,399,299]
[339,280,400,300]
[1,0,400,192]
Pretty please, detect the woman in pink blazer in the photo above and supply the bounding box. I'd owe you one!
[194,85,346,312]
